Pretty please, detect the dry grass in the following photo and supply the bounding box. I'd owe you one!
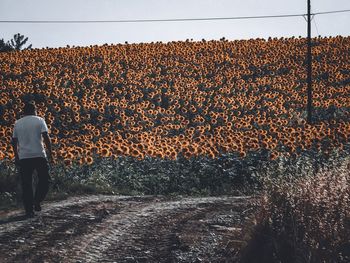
[243,156,350,263]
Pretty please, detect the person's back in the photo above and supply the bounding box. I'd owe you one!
[14,115,48,160]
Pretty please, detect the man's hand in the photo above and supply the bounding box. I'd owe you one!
[42,132,53,165]
[11,137,20,167]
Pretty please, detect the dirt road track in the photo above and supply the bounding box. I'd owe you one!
[0,195,254,263]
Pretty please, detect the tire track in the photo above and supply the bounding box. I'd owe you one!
[0,195,253,263]
[0,195,138,262]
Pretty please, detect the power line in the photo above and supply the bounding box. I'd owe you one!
[313,16,320,36]
[0,9,349,24]
[314,9,350,15]
[0,14,306,24]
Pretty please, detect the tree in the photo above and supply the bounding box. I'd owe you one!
[10,33,32,50]
[0,33,32,52]
[0,39,12,52]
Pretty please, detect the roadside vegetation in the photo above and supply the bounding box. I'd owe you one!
[241,146,350,263]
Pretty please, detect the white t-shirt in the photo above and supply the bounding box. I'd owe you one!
[12,115,49,160]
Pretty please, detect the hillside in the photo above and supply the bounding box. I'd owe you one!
[0,36,349,163]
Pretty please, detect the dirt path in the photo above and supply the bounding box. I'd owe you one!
[0,195,255,263]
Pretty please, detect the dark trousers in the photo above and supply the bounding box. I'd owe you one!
[19,157,50,213]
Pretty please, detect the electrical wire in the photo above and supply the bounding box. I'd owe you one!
[313,9,350,15]
[0,14,306,23]
[0,9,349,24]
[313,16,320,36]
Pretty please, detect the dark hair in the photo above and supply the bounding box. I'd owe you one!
[23,102,36,114]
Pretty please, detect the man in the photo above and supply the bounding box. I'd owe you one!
[11,102,53,218]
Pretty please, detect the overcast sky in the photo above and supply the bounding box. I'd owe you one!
[0,0,350,48]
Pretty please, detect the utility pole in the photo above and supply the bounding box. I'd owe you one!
[307,0,313,124]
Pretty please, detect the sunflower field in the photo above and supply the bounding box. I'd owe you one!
[0,36,349,165]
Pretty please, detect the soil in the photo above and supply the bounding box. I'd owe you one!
[0,195,255,263]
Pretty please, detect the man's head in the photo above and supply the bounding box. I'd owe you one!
[23,102,36,115]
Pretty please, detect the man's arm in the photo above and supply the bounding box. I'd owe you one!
[42,132,53,163]
[11,137,20,165]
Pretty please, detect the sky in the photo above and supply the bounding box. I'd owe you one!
[0,0,350,49]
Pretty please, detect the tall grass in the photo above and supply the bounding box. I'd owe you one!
[241,149,350,263]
